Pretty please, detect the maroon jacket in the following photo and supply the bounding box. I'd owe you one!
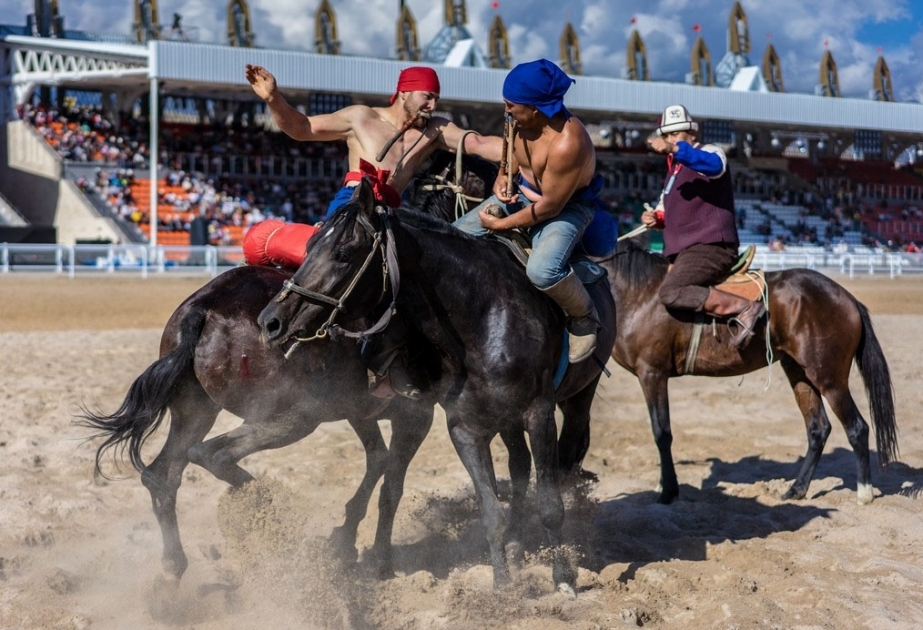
[660,153,739,258]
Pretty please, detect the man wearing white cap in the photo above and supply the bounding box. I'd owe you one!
[642,104,766,349]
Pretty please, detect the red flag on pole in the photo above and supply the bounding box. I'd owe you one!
[692,23,701,32]
[491,0,499,8]
[630,16,637,24]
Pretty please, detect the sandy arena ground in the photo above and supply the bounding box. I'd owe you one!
[1,271,922,630]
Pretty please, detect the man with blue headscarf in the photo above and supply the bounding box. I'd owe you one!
[453,59,603,363]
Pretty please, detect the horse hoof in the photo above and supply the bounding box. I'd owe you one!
[577,468,599,483]
[556,582,577,599]
[856,483,874,505]
[781,486,807,501]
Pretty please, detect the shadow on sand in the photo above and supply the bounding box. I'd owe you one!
[376,446,922,580]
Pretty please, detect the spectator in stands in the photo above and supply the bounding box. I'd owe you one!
[245,63,503,219]
[642,104,766,349]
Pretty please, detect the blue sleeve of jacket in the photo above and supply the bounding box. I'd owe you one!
[674,141,724,178]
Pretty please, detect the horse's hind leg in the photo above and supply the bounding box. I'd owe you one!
[187,412,320,488]
[142,378,222,581]
[779,357,832,501]
[816,379,873,505]
[557,374,601,481]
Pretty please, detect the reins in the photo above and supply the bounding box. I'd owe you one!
[276,206,401,359]
[416,130,485,220]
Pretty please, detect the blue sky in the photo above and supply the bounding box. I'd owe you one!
[4,0,923,102]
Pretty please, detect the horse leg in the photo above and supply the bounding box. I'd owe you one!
[447,418,510,587]
[499,428,531,560]
[638,369,678,504]
[557,374,601,481]
[526,403,575,594]
[188,407,323,489]
[364,400,434,579]
[779,357,832,501]
[328,416,390,567]
[826,389,873,504]
[141,378,222,582]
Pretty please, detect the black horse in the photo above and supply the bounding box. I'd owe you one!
[594,240,898,505]
[78,264,435,584]
[257,180,616,591]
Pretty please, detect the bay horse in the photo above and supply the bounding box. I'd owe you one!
[592,239,898,505]
[257,180,616,591]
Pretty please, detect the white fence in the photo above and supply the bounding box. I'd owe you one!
[2,243,923,279]
[751,248,923,279]
[0,243,244,278]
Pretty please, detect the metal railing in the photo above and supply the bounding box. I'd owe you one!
[2,243,922,279]
[0,243,244,278]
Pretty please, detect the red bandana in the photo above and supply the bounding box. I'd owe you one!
[390,66,441,104]
[343,159,402,208]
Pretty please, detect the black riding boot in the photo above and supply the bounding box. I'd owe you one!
[367,314,422,400]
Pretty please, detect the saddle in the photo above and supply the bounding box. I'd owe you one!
[684,245,768,373]
[714,245,766,302]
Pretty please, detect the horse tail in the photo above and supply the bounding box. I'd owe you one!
[854,301,899,466]
[78,308,208,477]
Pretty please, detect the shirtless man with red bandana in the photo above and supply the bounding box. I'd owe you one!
[245,64,502,218]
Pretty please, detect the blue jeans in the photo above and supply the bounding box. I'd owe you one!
[324,185,355,219]
[452,194,595,289]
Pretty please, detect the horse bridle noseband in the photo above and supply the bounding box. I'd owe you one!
[274,205,401,358]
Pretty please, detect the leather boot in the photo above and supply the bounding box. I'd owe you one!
[367,315,422,400]
[541,271,599,363]
[702,287,766,349]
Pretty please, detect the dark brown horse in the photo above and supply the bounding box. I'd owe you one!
[589,239,898,505]
[78,257,438,585]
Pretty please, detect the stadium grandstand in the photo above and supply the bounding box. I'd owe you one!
[2,0,923,270]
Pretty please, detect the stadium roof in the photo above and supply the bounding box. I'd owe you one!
[2,35,922,144]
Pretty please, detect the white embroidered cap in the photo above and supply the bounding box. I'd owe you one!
[656,104,699,136]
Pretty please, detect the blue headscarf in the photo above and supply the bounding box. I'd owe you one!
[502,59,575,119]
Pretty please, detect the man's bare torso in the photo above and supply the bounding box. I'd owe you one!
[514,116,596,203]
[346,106,442,192]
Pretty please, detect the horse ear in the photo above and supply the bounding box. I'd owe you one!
[357,178,377,212]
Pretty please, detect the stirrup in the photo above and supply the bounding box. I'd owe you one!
[727,302,767,349]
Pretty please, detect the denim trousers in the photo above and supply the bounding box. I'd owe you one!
[452,194,595,289]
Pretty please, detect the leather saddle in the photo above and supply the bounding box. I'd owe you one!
[714,245,766,302]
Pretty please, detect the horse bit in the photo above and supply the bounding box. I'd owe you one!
[273,206,401,359]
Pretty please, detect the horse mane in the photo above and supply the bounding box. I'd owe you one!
[602,238,669,289]
[324,194,363,246]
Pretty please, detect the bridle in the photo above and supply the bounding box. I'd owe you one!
[273,205,401,359]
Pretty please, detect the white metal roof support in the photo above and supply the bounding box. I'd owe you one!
[149,75,158,249]
[148,40,158,251]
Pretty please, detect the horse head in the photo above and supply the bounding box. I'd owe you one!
[258,179,392,351]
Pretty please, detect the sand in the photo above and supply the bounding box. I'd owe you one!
[1,271,921,630]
